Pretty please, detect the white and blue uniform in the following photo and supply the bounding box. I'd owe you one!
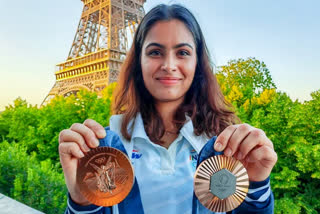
[66,114,274,214]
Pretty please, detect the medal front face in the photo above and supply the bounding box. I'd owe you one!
[194,155,249,212]
[77,147,134,206]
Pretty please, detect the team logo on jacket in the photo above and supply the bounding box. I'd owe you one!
[131,149,142,159]
[190,149,198,170]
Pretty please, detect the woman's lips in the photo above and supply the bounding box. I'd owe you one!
[156,77,181,85]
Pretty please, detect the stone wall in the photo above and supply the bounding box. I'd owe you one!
[0,193,44,214]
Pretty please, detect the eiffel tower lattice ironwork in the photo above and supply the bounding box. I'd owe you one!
[43,0,146,105]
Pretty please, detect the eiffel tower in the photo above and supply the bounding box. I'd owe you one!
[43,0,146,104]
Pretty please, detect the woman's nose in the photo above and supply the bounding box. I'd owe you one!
[161,54,177,72]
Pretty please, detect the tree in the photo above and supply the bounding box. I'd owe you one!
[217,58,320,213]
[216,57,276,107]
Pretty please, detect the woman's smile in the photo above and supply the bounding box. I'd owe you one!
[155,76,182,86]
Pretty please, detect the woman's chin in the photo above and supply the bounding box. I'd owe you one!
[154,95,185,104]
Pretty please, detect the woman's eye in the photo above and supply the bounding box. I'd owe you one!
[148,50,162,56]
[178,50,190,56]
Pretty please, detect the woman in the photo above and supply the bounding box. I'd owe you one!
[59,4,277,214]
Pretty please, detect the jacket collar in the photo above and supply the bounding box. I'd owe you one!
[109,113,209,154]
[131,113,150,141]
[180,116,209,154]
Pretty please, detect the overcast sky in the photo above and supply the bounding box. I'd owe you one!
[0,0,319,111]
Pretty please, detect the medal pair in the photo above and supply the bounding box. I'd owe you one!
[77,147,248,212]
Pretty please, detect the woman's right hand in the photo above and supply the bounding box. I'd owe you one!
[58,119,106,205]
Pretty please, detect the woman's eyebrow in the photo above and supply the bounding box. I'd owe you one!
[145,43,165,49]
[145,42,194,50]
[173,43,193,50]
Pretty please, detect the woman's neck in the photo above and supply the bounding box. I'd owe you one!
[155,100,181,131]
[154,100,184,149]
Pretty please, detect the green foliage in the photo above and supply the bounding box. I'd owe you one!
[0,83,116,212]
[0,84,115,162]
[216,57,276,107]
[275,197,302,214]
[217,58,320,213]
[0,98,40,144]
[0,141,67,213]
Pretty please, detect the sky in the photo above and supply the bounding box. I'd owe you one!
[0,0,319,111]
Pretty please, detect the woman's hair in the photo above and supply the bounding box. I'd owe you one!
[112,4,238,143]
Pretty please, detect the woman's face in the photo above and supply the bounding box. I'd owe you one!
[140,19,197,106]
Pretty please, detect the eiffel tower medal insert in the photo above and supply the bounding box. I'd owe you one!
[194,155,249,212]
[77,147,134,206]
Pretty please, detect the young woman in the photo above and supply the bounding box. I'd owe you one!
[59,4,277,214]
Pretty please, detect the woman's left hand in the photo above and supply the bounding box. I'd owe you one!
[214,124,277,182]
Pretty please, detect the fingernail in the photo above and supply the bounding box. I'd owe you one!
[94,139,100,147]
[98,130,106,138]
[83,144,90,152]
[78,150,85,158]
[214,142,222,151]
[224,148,232,156]
[237,152,243,160]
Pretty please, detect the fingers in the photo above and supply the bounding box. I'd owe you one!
[215,124,251,155]
[59,119,106,151]
[69,123,100,148]
[214,123,277,182]
[246,145,278,168]
[224,124,253,157]
[59,129,90,153]
[214,125,238,152]
[59,142,85,160]
[236,129,266,160]
[214,124,274,160]
[83,119,106,139]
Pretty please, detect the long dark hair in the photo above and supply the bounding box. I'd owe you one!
[113,4,238,143]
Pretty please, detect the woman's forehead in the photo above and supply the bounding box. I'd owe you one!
[143,19,195,48]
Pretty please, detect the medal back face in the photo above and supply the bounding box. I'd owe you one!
[194,155,249,212]
[77,147,134,206]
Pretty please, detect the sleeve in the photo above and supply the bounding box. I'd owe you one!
[231,177,274,214]
[65,193,110,214]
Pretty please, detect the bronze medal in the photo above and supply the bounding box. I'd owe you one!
[77,147,134,206]
[194,155,249,212]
